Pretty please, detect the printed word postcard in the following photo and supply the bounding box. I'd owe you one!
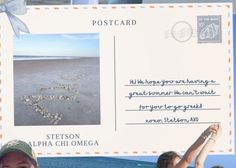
[0,1,234,157]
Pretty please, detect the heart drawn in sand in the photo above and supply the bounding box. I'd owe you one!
[21,83,79,125]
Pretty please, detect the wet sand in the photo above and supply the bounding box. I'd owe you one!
[14,58,100,126]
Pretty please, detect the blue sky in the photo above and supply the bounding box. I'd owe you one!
[13,34,99,57]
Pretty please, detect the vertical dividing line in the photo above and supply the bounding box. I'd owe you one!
[113,36,117,131]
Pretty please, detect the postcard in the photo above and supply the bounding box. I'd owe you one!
[0,1,234,157]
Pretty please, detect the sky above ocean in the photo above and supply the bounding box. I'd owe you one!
[13,34,99,57]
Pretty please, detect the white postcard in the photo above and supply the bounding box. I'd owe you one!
[0,1,234,156]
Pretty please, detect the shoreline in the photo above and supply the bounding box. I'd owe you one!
[13,56,98,61]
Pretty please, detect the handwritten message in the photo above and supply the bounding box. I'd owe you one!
[122,78,220,125]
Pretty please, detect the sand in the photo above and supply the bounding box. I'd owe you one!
[14,58,100,126]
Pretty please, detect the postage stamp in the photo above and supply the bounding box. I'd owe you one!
[197,15,222,43]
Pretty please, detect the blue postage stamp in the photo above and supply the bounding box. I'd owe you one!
[197,15,222,43]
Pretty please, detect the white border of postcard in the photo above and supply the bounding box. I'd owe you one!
[0,3,234,157]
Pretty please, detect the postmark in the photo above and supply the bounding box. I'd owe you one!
[197,15,222,43]
[171,21,193,42]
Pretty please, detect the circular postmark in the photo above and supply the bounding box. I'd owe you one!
[171,21,193,42]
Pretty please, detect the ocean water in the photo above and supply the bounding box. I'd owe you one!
[13,55,82,61]
[38,157,156,168]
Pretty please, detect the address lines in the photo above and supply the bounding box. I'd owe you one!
[125,89,220,99]
[124,79,221,125]
[125,79,220,99]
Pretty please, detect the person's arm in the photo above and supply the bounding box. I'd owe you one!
[175,124,219,168]
[195,124,222,168]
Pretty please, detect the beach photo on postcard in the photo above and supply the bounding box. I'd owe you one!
[14,34,100,126]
